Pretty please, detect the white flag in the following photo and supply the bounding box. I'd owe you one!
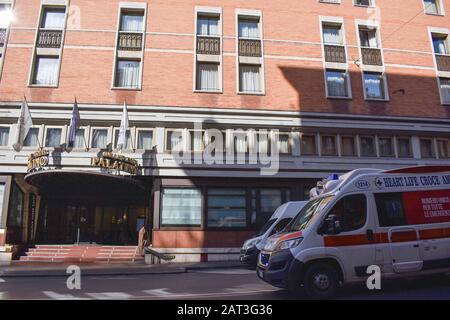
[67,99,81,147]
[117,102,129,150]
[13,99,33,151]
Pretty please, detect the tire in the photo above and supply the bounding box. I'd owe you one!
[302,263,339,299]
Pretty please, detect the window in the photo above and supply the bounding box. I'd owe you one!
[238,19,260,39]
[207,188,247,228]
[196,63,219,91]
[166,130,184,152]
[120,12,144,32]
[359,28,378,48]
[189,130,205,152]
[91,129,108,149]
[360,136,376,156]
[0,127,9,146]
[437,139,449,158]
[73,129,85,149]
[115,60,140,88]
[302,134,317,155]
[32,56,59,86]
[355,0,372,7]
[270,218,292,236]
[257,132,270,154]
[197,16,219,36]
[41,7,66,29]
[6,183,24,244]
[137,130,153,150]
[420,138,435,158]
[239,65,262,93]
[234,131,248,154]
[432,34,448,54]
[375,193,406,227]
[161,188,202,226]
[326,70,349,98]
[363,72,386,100]
[341,136,356,156]
[321,135,337,156]
[439,78,450,104]
[114,129,132,149]
[45,128,62,147]
[251,188,287,229]
[378,137,394,157]
[424,0,442,15]
[24,128,39,147]
[276,133,291,155]
[0,4,12,29]
[324,194,367,232]
[397,137,412,158]
[322,25,341,45]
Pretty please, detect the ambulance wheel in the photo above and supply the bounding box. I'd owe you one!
[303,263,339,299]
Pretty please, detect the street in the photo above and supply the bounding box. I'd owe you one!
[1,267,450,300]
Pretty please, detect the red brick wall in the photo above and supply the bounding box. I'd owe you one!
[152,230,254,248]
[0,0,449,118]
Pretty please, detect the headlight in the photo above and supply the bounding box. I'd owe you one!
[242,238,260,250]
[263,238,279,251]
[276,237,303,251]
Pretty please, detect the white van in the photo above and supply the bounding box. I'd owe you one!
[257,166,450,298]
[240,201,308,267]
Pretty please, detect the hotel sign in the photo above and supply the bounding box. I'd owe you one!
[27,149,50,172]
[91,152,139,175]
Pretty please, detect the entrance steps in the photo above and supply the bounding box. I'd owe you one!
[18,245,144,264]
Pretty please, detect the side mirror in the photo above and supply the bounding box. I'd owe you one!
[320,214,342,235]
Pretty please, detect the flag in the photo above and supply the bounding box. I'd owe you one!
[117,101,129,150]
[67,99,81,147]
[13,98,33,151]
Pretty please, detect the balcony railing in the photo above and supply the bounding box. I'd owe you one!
[118,32,143,51]
[238,39,262,57]
[0,28,6,47]
[37,30,63,48]
[436,54,450,72]
[324,44,346,63]
[361,47,383,66]
[196,36,220,55]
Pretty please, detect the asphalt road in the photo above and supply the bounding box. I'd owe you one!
[1,267,450,300]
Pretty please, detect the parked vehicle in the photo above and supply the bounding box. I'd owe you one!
[257,166,450,298]
[240,201,308,267]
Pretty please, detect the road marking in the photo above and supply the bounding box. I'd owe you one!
[90,277,140,280]
[0,278,5,283]
[136,288,281,300]
[85,292,135,300]
[42,291,88,300]
[0,292,5,299]
[142,288,172,297]
[191,269,255,275]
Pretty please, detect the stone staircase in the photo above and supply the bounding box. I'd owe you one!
[18,245,144,264]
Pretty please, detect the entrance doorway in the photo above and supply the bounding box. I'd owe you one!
[37,204,147,245]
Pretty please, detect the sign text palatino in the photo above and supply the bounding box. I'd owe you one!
[91,152,139,175]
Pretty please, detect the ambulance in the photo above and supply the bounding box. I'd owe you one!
[256,166,450,298]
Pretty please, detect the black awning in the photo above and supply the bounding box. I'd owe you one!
[24,170,149,204]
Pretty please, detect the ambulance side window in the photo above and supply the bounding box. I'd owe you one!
[374,193,407,227]
[325,194,367,232]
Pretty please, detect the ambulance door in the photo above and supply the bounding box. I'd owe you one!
[388,227,423,273]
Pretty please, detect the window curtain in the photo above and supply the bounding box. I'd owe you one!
[169,131,183,151]
[46,128,61,147]
[161,188,202,226]
[424,0,439,14]
[238,21,259,38]
[240,65,261,92]
[197,63,219,91]
[364,73,383,99]
[197,18,219,36]
[440,78,450,103]
[302,136,316,155]
[0,4,12,28]
[326,71,347,97]
[322,136,336,155]
[138,131,153,149]
[34,57,59,86]
[74,129,85,148]
[341,137,355,156]
[0,127,9,146]
[92,129,107,148]
[258,133,269,154]
[116,61,140,88]
[24,128,39,147]
[433,38,447,54]
[323,27,340,45]
[120,14,144,32]
[277,135,290,154]
[379,138,393,156]
[234,134,247,153]
[360,137,375,156]
[115,130,131,149]
[42,10,65,29]
[359,30,377,48]
[397,139,411,157]
[420,140,434,158]
[191,131,204,151]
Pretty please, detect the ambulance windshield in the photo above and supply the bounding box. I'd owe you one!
[287,195,334,232]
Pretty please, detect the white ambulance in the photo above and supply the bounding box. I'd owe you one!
[257,166,450,298]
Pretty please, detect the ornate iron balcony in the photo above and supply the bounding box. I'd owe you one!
[196,36,220,55]
[361,47,383,66]
[436,54,450,72]
[118,32,143,51]
[37,30,63,48]
[324,44,346,63]
[238,39,262,57]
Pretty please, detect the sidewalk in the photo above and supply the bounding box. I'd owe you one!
[0,261,244,278]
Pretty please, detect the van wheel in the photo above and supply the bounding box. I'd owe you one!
[303,263,339,299]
